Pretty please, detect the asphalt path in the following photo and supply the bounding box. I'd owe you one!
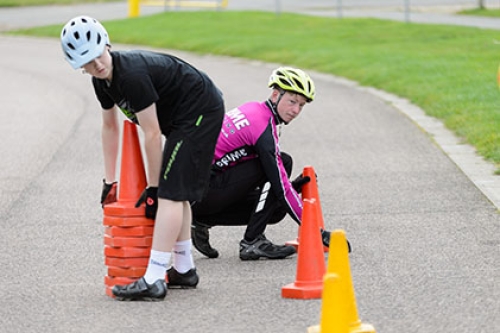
[1,2,500,333]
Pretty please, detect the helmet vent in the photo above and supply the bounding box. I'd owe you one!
[278,78,288,85]
[73,31,80,40]
[293,78,304,90]
[67,42,75,50]
[86,31,91,41]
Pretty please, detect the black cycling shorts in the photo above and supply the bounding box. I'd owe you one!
[157,105,224,202]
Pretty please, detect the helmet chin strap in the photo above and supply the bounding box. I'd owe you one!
[266,89,288,125]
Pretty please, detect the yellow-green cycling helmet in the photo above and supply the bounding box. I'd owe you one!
[268,67,315,102]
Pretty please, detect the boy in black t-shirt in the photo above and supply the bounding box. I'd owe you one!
[61,15,224,301]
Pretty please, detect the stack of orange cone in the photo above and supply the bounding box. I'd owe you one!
[102,120,154,298]
[308,230,376,333]
[285,165,328,252]
[281,196,325,299]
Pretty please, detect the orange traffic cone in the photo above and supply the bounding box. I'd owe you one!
[286,165,328,252]
[103,120,147,216]
[282,197,325,299]
[102,120,152,298]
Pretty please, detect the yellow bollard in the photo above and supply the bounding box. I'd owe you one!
[128,0,140,18]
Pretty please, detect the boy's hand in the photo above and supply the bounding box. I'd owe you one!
[291,174,311,193]
[101,180,117,207]
[135,187,158,219]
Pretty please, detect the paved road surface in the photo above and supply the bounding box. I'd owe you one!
[1,2,500,333]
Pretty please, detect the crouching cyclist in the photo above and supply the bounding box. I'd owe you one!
[191,67,341,260]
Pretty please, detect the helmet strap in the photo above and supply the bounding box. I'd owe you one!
[266,88,287,125]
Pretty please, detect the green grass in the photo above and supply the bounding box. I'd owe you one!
[9,11,500,171]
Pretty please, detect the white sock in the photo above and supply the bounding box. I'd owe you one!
[144,250,171,284]
[173,239,195,274]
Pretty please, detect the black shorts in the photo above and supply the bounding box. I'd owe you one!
[158,105,224,202]
[191,152,293,230]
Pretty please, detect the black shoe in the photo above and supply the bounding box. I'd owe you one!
[239,234,296,260]
[321,229,352,253]
[192,223,219,258]
[167,268,199,289]
[112,277,167,301]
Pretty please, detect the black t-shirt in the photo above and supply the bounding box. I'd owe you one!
[92,50,223,135]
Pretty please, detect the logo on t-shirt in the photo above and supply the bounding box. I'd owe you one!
[117,99,138,124]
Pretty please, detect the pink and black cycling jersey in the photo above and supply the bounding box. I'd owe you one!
[212,101,303,223]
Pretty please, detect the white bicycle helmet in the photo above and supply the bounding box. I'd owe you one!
[61,15,109,69]
[268,67,315,102]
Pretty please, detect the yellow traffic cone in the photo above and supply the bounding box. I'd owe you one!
[308,230,376,333]
[307,273,349,333]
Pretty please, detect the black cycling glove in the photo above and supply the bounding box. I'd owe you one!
[135,187,158,219]
[291,174,311,193]
[100,179,117,208]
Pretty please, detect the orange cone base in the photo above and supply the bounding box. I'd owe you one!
[104,235,153,247]
[103,215,154,227]
[105,256,150,267]
[281,282,323,299]
[104,275,138,287]
[105,286,116,298]
[105,226,154,237]
[104,245,151,258]
[103,201,146,217]
[107,266,146,278]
